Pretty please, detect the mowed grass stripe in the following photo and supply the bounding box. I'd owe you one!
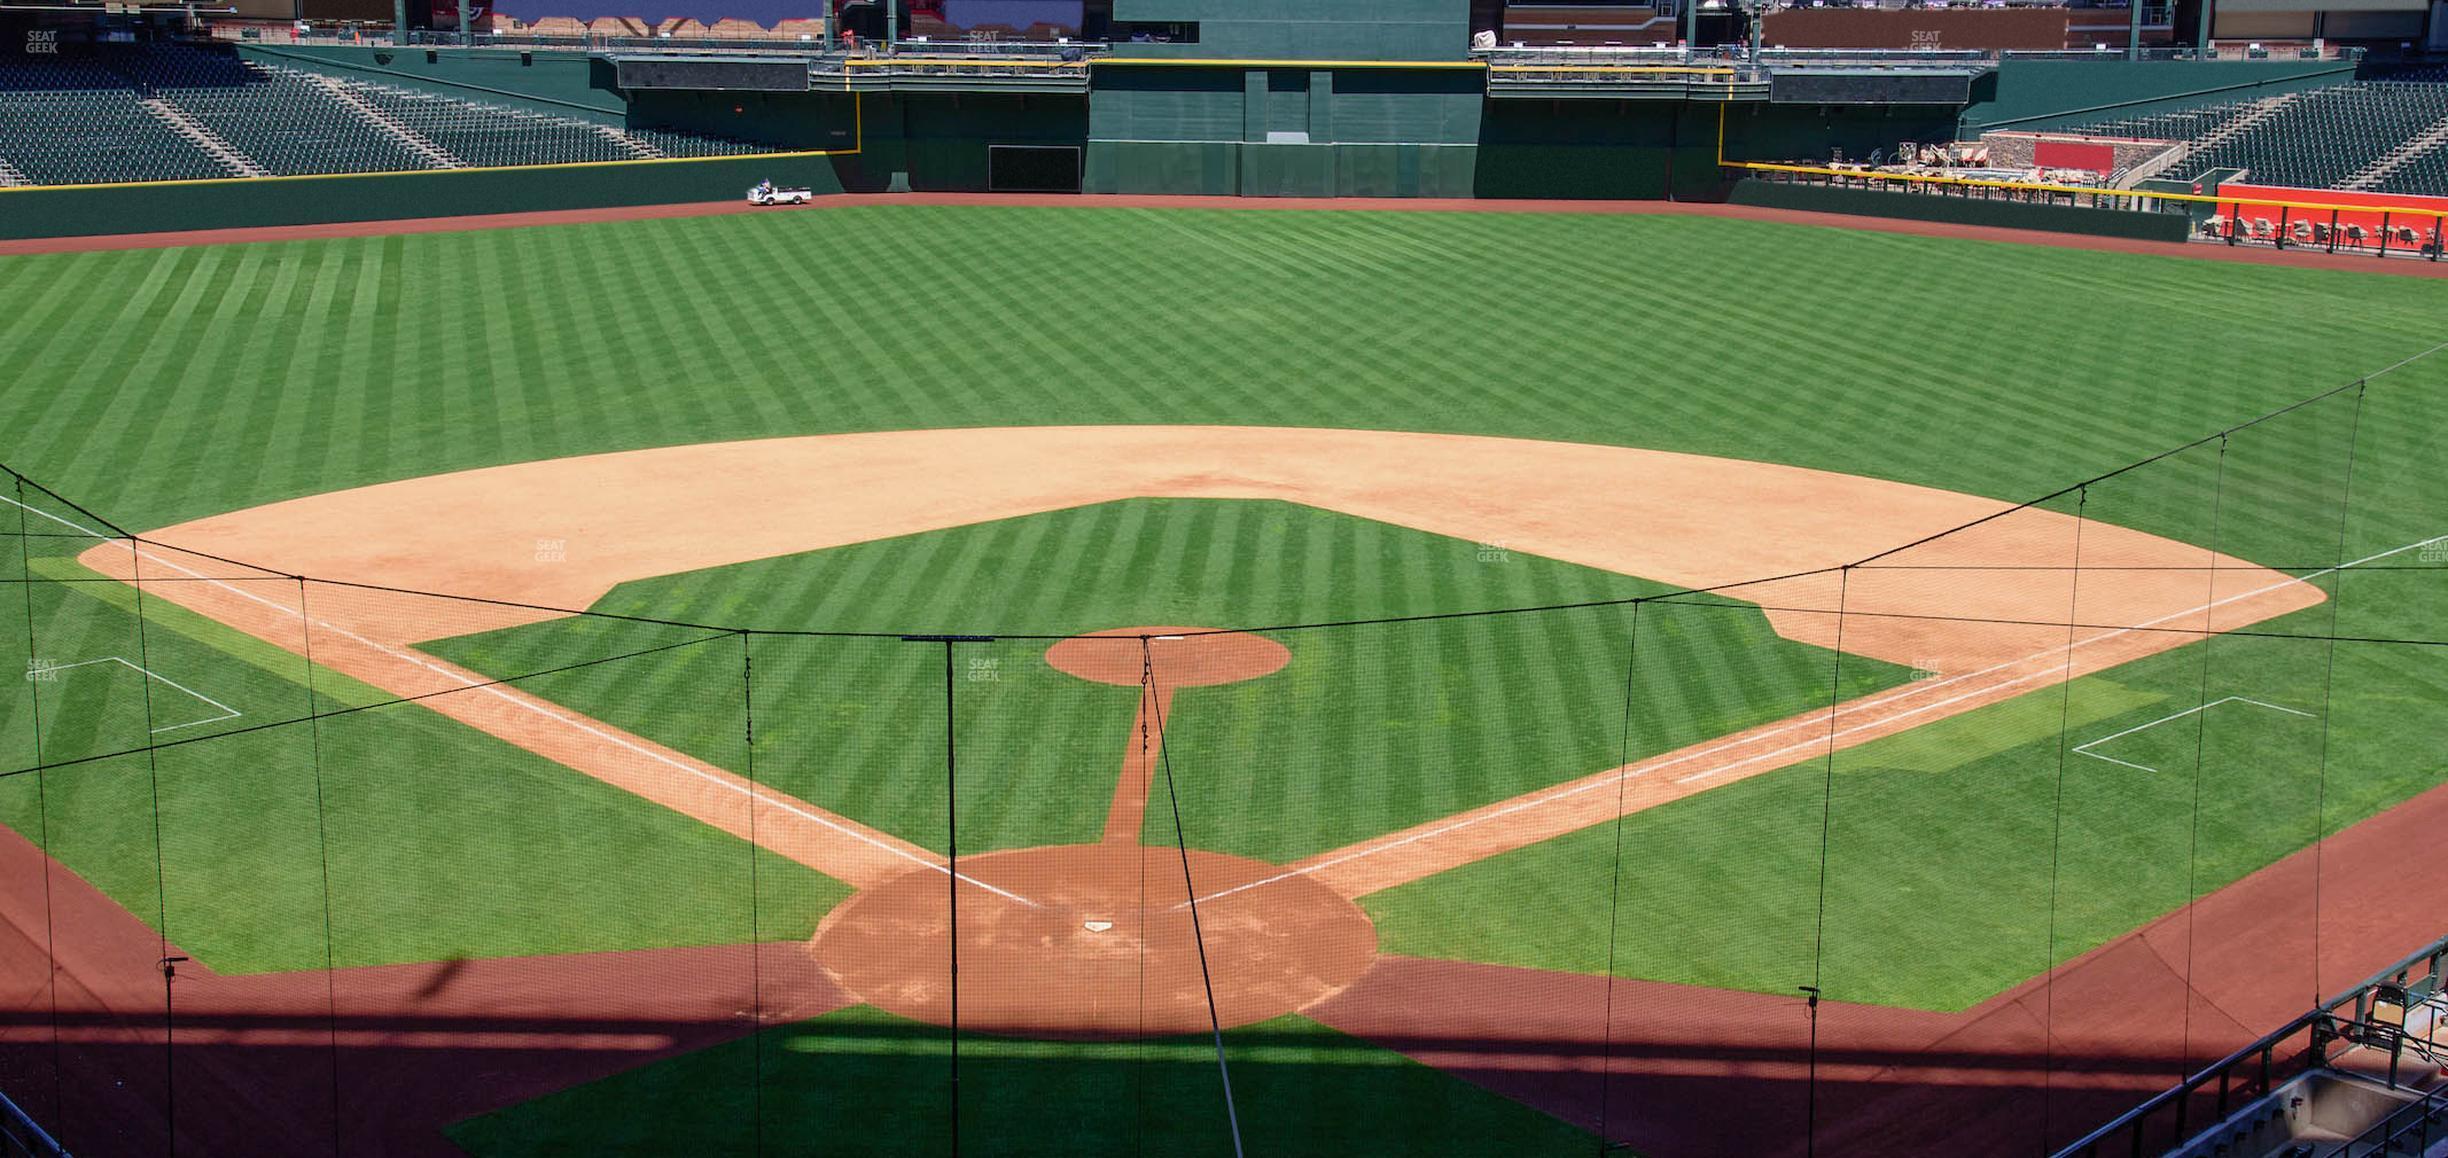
[6,207,2443,546]
[427,499,1891,862]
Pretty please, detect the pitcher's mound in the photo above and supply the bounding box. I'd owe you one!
[809,844,1376,1039]
[1043,627,1290,688]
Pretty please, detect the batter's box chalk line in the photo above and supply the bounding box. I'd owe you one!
[2072,696,2315,773]
[29,655,243,734]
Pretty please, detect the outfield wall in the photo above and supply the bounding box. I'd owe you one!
[1727,176,2195,241]
[0,152,851,241]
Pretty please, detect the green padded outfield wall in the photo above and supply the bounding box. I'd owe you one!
[624,88,864,150]
[1727,177,2193,241]
[1085,63,1481,195]
[0,152,851,241]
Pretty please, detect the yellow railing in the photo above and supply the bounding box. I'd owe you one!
[1728,160,2448,224]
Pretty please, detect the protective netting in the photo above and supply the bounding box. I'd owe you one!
[0,360,2443,1158]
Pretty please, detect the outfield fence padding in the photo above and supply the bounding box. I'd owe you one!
[1727,175,2197,241]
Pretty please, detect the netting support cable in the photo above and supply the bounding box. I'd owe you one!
[1804,566,1852,1158]
[1135,649,1153,1150]
[738,631,765,1155]
[9,475,65,1122]
[2179,435,2235,1077]
[2041,485,2091,1142]
[900,634,995,1156]
[943,639,961,1156]
[294,581,343,1155]
[1141,636,1246,1158]
[1595,601,1644,1153]
[2308,381,2370,1005]
[120,525,177,1151]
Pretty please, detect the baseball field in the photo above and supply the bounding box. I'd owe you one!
[0,200,2442,1156]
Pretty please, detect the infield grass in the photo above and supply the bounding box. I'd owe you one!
[424,498,1910,863]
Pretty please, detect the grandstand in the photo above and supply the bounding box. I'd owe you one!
[0,54,230,185]
[2062,79,2448,192]
[0,43,778,185]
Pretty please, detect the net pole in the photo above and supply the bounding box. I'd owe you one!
[1140,636,1245,1158]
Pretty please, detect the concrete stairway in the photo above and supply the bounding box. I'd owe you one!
[0,156,27,186]
[2113,141,2193,188]
[2139,91,2303,185]
[300,71,462,169]
[2345,109,2448,190]
[137,98,265,178]
[594,123,665,160]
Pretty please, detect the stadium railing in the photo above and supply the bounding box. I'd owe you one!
[0,1087,66,1158]
[2051,932,2448,1157]
[1728,160,2448,260]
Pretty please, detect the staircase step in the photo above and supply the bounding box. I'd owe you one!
[593,122,664,160]
[295,71,462,169]
[137,98,265,178]
[2344,108,2448,191]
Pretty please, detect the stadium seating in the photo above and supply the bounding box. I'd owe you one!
[0,42,781,186]
[341,82,644,168]
[2370,140,2448,196]
[336,79,781,168]
[2065,96,2267,148]
[2064,80,2448,192]
[125,45,429,176]
[0,55,226,184]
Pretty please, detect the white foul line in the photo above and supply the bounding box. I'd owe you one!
[28,655,243,734]
[2072,696,2317,773]
[1,495,1039,909]
[1191,531,2440,906]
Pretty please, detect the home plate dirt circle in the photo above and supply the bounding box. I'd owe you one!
[808,843,1378,1039]
[1041,626,1291,687]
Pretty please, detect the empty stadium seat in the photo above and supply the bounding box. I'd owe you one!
[2064,80,2448,193]
[0,42,790,186]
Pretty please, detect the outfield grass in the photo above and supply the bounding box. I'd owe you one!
[444,1007,1598,1158]
[424,498,1907,863]
[0,207,2441,537]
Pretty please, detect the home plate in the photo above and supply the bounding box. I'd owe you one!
[1083,919,1114,933]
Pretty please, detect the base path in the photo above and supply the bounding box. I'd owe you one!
[85,426,2319,898]
[3,192,2438,277]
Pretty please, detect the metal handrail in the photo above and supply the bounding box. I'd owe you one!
[2335,1081,2447,1157]
[0,1085,66,1158]
[2051,931,2448,1157]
